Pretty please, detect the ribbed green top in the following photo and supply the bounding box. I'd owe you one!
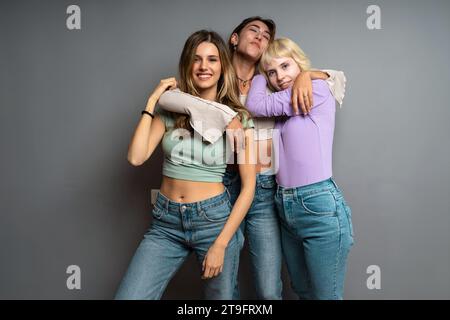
[155,105,253,182]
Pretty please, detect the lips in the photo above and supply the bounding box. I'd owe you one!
[279,81,292,89]
[250,42,261,49]
[196,73,213,80]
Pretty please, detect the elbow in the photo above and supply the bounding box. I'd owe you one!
[245,102,257,115]
[245,104,255,114]
[244,97,255,110]
[127,153,144,166]
[128,158,143,167]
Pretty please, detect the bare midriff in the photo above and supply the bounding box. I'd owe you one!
[159,137,272,203]
[159,176,225,203]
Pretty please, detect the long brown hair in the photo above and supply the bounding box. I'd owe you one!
[174,30,250,130]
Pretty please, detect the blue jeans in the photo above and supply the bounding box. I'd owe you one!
[115,190,243,300]
[223,170,283,300]
[275,178,354,300]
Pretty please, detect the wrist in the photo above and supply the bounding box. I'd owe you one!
[295,71,311,84]
[145,97,158,111]
[213,239,228,249]
[302,70,312,78]
[309,70,329,80]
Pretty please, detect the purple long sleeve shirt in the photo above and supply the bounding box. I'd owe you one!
[246,75,336,188]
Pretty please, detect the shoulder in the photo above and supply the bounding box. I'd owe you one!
[312,79,332,101]
[312,79,331,95]
[311,79,334,110]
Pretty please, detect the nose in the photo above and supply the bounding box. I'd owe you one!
[199,58,208,70]
[277,71,284,82]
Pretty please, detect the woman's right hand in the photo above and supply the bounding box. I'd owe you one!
[147,77,178,106]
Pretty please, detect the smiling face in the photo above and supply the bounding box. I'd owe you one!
[264,56,302,91]
[191,41,222,95]
[232,20,272,61]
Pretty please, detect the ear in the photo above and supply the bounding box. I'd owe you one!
[230,33,239,46]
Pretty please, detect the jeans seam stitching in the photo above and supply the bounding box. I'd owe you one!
[334,214,342,300]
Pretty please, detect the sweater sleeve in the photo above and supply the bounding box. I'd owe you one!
[246,75,332,117]
[246,75,296,117]
[322,69,347,107]
[158,89,238,144]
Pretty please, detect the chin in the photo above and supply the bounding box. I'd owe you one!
[195,83,215,91]
[244,49,261,61]
[196,81,213,87]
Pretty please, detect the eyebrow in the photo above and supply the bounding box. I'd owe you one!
[194,54,219,58]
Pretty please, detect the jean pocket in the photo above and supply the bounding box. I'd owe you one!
[152,204,166,219]
[257,179,276,200]
[260,178,276,189]
[301,190,336,216]
[201,200,231,222]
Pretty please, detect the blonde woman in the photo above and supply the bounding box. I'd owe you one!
[246,37,354,300]
[115,30,255,300]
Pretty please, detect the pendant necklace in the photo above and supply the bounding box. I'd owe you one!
[237,75,253,88]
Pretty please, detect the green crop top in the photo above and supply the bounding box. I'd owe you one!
[155,105,254,182]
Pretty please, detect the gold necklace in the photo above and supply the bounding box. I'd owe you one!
[237,75,253,88]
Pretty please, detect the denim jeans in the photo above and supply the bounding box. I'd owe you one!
[223,169,283,300]
[115,189,243,300]
[275,178,354,300]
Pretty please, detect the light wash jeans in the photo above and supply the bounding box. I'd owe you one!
[115,189,243,300]
[223,169,283,300]
[275,178,354,300]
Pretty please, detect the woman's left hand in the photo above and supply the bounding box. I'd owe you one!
[292,71,313,115]
[201,243,226,279]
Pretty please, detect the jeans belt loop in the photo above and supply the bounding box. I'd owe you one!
[225,187,231,200]
[330,177,341,193]
[196,201,202,215]
[163,195,169,212]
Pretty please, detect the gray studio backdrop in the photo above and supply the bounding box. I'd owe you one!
[1,0,449,299]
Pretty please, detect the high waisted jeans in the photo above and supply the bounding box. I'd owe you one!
[275,178,354,300]
[115,189,243,300]
[223,169,283,300]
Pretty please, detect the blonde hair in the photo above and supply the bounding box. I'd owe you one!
[259,37,311,91]
[176,30,250,131]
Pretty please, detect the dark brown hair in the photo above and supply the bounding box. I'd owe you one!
[227,16,277,53]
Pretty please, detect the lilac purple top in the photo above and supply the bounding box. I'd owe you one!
[246,75,336,188]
